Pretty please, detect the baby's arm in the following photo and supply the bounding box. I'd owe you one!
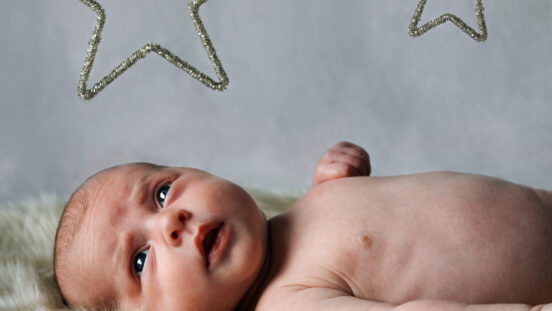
[267,287,549,311]
[312,141,371,186]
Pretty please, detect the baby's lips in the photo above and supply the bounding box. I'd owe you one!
[194,221,223,265]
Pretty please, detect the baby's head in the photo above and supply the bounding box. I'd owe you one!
[54,163,268,310]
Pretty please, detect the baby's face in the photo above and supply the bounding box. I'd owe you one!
[62,163,267,310]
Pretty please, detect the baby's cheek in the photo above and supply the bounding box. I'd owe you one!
[141,252,203,308]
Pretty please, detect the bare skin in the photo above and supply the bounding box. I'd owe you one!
[56,142,552,310]
[255,142,552,311]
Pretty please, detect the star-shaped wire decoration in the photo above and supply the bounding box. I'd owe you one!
[409,0,488,42]
[77,0,229,100]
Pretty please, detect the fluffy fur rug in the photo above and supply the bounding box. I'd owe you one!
[0,193,66,310]
[0,189,296,310]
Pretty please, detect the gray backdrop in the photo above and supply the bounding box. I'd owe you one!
[1,0,551,202]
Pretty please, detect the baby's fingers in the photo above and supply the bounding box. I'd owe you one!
[326,151,369,176]
[326,142,371,176]
[312,141,371,186]
[313,162,363,186]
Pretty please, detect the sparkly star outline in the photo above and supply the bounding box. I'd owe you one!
[409,0,488,42]
[77,0,229,100]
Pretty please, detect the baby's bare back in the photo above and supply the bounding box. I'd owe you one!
[264,172,552,307]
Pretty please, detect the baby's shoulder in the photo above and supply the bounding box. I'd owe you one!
[254,217,359,310]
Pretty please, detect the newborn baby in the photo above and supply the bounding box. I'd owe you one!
[54,142,552,310]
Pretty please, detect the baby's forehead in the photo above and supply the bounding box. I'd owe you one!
[100,162,159,179]
[78,163,156,211]
[87,162,159,188]
[66,163,158,237]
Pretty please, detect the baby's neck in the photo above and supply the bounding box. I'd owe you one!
[235,221,273,311]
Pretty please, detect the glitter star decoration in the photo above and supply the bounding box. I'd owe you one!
[409,0,488,42]
[77,0,229,100]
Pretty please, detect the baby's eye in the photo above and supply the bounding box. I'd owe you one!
[156,184,171,208]
[133,249,149,277]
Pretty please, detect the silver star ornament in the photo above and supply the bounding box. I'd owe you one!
[77,0,229,100]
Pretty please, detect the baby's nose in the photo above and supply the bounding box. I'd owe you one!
[161,208,191,247]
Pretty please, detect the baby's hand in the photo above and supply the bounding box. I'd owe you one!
[312,141,371,186]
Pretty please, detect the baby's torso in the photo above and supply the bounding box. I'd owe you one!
[259,172,552,308]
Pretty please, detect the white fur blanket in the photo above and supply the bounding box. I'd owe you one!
[0,194,66,310]
[0,190,296,310]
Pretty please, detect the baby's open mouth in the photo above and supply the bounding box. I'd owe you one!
[202,222,224,267]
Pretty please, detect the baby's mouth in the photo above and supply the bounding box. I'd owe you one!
[202,222,224,267]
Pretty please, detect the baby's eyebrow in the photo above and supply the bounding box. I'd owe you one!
[112,232,135,298]
[130,172,152,206]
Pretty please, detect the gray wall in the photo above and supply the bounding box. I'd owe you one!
[1,0,551,202]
